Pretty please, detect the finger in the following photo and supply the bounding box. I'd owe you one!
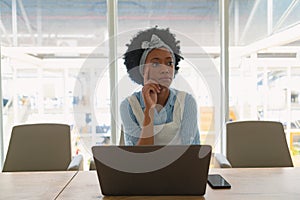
[152,83,161,93]
[145,82,161,93]
[150,90,158,105]
[143,68,160,90]
[143,84,156,95]
[143,65,149,85]
[143,88,157,106]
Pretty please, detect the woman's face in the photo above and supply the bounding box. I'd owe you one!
[143,48,175,88]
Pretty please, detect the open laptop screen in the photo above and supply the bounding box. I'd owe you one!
[92,145,212,196]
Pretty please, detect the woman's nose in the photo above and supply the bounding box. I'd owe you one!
[160,64,169,74]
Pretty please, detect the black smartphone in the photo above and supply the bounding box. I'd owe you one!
[207,174,231,189]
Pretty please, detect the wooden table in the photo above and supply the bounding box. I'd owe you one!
[2,168,300,199]
[58,168,300,200]
[0,171,77,200]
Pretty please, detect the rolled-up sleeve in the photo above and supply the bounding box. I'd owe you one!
[120,99,141,145]
[179,94,200,145]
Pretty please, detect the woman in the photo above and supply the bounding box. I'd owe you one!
[120,26,200,145]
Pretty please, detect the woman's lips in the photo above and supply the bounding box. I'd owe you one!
[159,77,172,81]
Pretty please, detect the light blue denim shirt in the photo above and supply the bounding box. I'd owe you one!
[120,88,200,145]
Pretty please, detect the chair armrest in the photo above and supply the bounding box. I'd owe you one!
[67,154,83,171]
[215,153,232,168]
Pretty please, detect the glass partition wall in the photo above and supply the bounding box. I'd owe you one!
[228,0,300,166]
[0,0,109,169]
[1,0,300,169]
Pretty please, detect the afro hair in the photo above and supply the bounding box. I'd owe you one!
[123,26,183,85]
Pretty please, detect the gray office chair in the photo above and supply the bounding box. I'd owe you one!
[215,120,294,168]
[2,123,83,172]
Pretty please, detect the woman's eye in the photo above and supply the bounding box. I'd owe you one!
[167,61,174,66]
[151,62,160,67]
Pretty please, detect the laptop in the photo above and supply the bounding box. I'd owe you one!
[92,145,212,196]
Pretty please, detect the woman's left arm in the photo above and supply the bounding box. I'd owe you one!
[179,94,200,145]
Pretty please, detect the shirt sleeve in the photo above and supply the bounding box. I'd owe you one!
[179,93,200,145]
[119,99,141,146]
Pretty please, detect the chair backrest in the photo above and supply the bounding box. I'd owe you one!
[226,120,293,168]
[2,123,72,172]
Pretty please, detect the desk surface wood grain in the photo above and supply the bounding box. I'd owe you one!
[0,171,77,200]
[58,168,300,200]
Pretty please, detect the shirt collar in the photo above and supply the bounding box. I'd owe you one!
[139,88,176,109]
